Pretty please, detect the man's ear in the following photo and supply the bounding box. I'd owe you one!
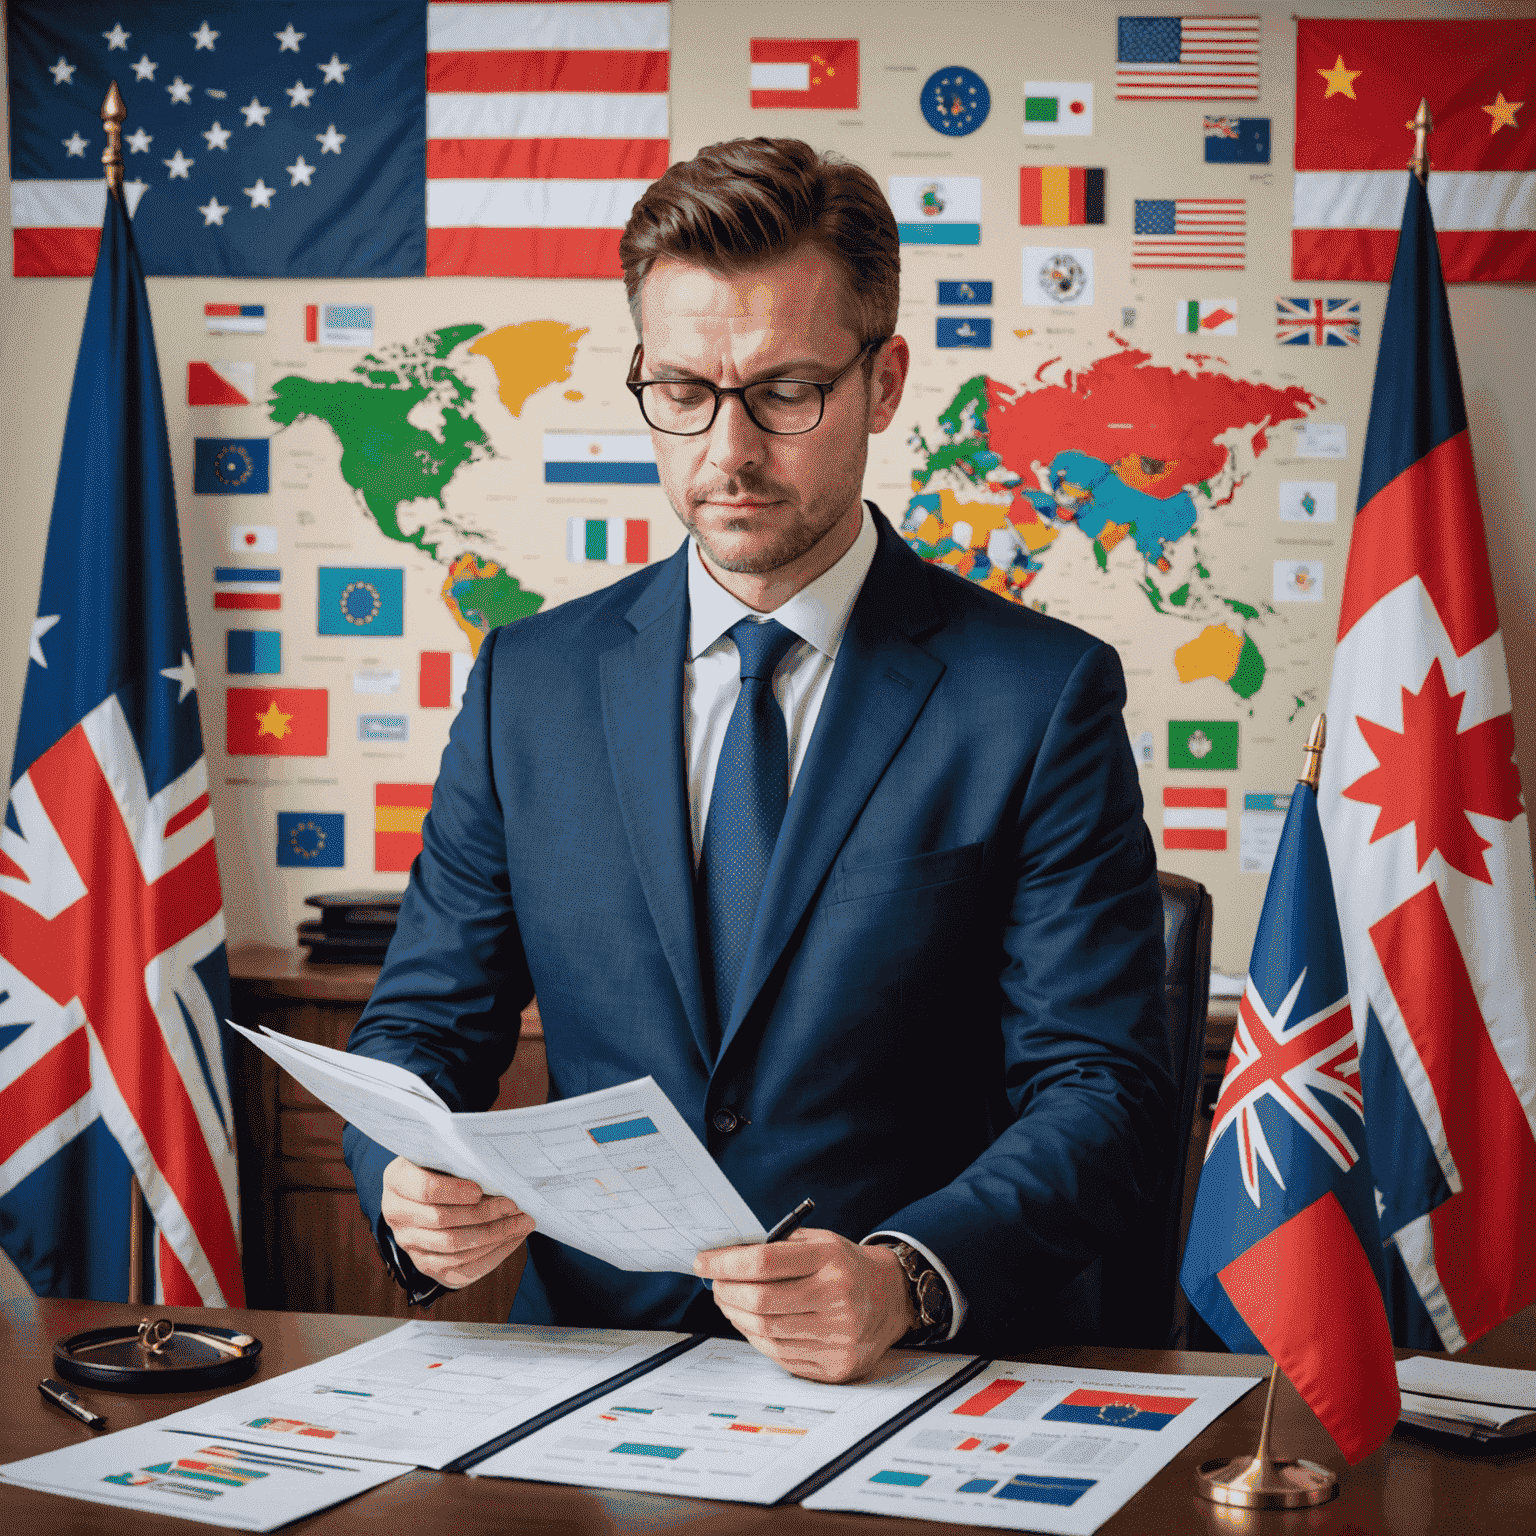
[868,336,911,435]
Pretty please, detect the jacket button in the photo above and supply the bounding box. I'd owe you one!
[712,1108,740,1134]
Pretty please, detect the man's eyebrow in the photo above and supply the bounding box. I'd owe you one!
[642,357,836,382]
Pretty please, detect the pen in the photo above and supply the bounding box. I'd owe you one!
[38,1378,107,1430]
[765,1198,815,1243]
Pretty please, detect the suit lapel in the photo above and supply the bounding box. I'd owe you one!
[716,517,946,1061]
[598,547,713,1065]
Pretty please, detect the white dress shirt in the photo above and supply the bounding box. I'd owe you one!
[682,502,967,1341]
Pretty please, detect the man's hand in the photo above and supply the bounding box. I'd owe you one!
[694,1229,917,1383]
[380,1156,535,1289]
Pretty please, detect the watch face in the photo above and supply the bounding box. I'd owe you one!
[921,66,991,137]
[915,1269,949,1327]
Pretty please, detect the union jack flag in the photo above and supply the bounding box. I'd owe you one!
[1203,115,1240,139]
[1276,296,1361,347]
[1181,776,1400,1465]
[0,185,241,1304]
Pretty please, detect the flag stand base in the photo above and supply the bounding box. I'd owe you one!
[1195,1364,1338,1509]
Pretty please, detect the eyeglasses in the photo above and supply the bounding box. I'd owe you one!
[626,338,888,437]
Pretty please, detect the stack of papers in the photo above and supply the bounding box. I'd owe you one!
[1396,1356,1536,1441]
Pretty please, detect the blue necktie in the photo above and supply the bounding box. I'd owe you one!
[698,618,801,1045]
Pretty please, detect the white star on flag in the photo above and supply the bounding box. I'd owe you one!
[126,128,152,153]
[275,24,305,52]
[163,149,194,179]
[285,79,315,108]
[203,121,231,151]
[316,123,345,154]
[198,195,229,226]
[319,54,350,84]
[191,22,219,51]
[286,155,315,187]
[160,652,198,703]
[241,97,271,128]
[29,615,60,668]
[130,54,157,82]
[244,178,276,209]
[167,76,193,105]
[63,133,88,158]
[126,178,148,207]
[102,23,130,50]
[49,57,76,85]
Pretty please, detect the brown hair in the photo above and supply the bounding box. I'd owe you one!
[619,138,899,347]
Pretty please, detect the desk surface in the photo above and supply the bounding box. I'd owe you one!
[4,1297,1535,1535]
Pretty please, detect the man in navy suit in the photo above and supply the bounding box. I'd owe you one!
[344,138,1171,1382]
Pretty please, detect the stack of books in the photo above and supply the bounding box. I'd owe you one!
[1397,1356,1536,1441]
[297,890,402,966]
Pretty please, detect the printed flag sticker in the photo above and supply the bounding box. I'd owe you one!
[1019,167,1105,227]
[1168,719,1239,770]
[1203,115,1270,163]
[228,524,278,555]
[195,439,270,495]
[937,280,992,305]
[188,361,255,406]
[227,687,327,757]
[543,432,659,485]
[317,568,404,637]
[1163,786,1229,850]
[1042,1387,1197,1431]
[1023,81,1093,135]
[204,303,265,334]
[1022,247,1094,306]
[936,317,992,348]
[567,519,650,565]
[226,630,281,675]
[749,39,858,109]
[888,177,983,245]
[1116,16,1261,100]
[920,66,991,137]
[1133,199,1246,270]
[358,714,408,743]
[376,783,432,872]
[277,812,345,868]
[1274,559,1325,602]
[214,567,281,611]
[1276,297,1361,346]
[420,651,474,709]
[1175,299,1238,335]
[306,303,374,346]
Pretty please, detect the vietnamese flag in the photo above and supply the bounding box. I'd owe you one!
[376,783,433,872]
[226,688,328,756]
[749,40,858,109]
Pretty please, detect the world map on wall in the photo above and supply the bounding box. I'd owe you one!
[268,321,588,654]
[901,337,1321,701]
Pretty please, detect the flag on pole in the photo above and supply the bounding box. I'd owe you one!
[1181,767,1401,1464]
[0,179,242,1305]
[1318,171,1536,1350]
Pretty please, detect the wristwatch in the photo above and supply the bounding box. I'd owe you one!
[885,1241,953,1347]
[374,1224,448,1309]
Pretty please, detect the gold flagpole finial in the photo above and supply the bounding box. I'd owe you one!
[1299,714,1327,793]
[1407,96,1433,186]
[101,82,126,200]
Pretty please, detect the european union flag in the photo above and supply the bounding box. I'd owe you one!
[277,811,345,867]
[1204,116,1270,164]
[194,438,270,495]
[318,566,404,636]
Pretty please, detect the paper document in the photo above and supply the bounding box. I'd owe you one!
[1396,1356,1536,1439]
[0,1425,403,1531]
[231,1023,768,1272]
[470,1335,973,1503]
[158,1319,691,1469]
[802,1361,1262,1533]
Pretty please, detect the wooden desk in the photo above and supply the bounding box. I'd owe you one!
[5,1296,1535,1535]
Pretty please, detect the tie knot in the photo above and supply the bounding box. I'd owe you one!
[729,617,799,681]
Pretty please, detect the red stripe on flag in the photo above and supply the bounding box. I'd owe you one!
[1164,786,1228,808]
[375,832,424,873]
[1019,166,1042,224]
[426,226,623,278]
[420,652,451,708]
[953,1378,1024,1417]
[215,593,281,611]
[1219,1189,1399,1463]
[1060,1388,1195,1415]
[427,49,669,93]
[1068,167,1086,226]
[158,1229,201,1307]
[0,1029,91,1166]
[1292,229,1536,285]
[13,228,98,277]
[163,793,210,840]
[376,783,433,808]
[1162,828,1227,850]
[1336,432,1499,655]
[1371,884,1536,1344]
[305,304,318,342]
[625,520,648,563]
[426,137,669,179]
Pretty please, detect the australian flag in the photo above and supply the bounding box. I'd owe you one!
[7,0,423,276]
[1180,776,1400,1464]
[0,183,243,1304]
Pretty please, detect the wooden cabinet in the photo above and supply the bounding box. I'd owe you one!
[228,945,547,1320]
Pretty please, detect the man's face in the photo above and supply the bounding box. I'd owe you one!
[637,246,904,578]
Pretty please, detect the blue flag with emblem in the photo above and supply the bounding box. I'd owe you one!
[0,179,243,1305]
[317,567,404,636]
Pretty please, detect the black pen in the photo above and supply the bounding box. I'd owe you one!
[39,1378,107,1429]
[765,1198,815,1243]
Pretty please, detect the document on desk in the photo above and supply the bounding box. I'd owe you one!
[0,1424,404,1531]
[230,1022,768,1271]
[158,1319,693,1469]
[802,1360,1263,1533]
[469,1336,975,1504]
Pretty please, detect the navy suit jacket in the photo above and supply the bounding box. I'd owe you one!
[344,508,1173,1353]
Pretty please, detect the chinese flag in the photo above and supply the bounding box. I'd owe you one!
[749,39,858,109]
[226,688,328,756]
[376,783,433,872]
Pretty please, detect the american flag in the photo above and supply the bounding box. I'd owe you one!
[1276,297,1361,347]
[1116,15,1261,100]
[426,0,670,277]
[1132,197,1245,269]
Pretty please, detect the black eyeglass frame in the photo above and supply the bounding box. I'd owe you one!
[625,337,890,437]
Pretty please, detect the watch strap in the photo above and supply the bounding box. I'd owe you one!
[886,1240,952,1347]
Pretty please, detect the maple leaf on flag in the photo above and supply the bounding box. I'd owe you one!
[1343,657,1524,882]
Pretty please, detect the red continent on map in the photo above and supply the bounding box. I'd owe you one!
[986,341,1321,493]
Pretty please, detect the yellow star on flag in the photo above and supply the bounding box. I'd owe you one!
[1482,91,1523,133]
[1318,54,1362,100]
[256,700,294,739]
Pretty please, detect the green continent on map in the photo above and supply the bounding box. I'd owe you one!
[901,338,1319,701]
[442,552,544,656]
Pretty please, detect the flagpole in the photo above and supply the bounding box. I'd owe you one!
[1195,716,1340,1509]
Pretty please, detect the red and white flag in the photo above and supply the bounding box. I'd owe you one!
[1162,786,1228,851]
[426,0,670,278]
[1318,173,1536,1351]
[749,39,859,110]
[187,361,255,407]
[1294,18,1536,282]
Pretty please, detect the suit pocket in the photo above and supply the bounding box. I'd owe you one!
[825,840,985,906]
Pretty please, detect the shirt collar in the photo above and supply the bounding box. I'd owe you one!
[687,502,877,661]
